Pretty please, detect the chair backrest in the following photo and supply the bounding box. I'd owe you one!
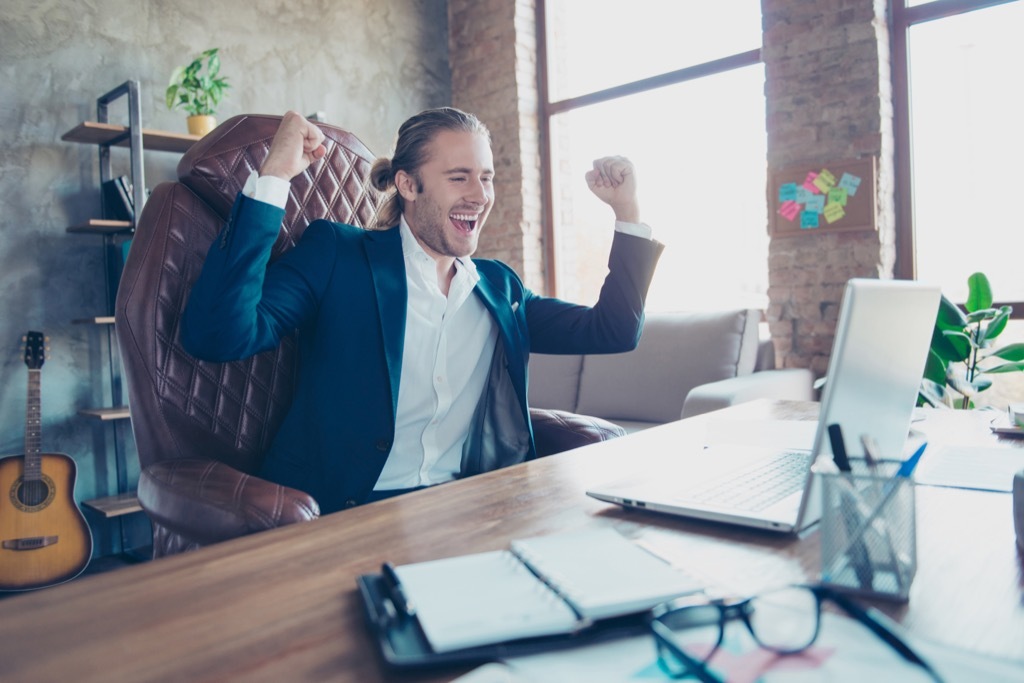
[116,114,381,475]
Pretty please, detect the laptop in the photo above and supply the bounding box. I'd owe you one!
[586,278,941,533]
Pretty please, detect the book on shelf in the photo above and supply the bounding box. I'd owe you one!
[101,175,134,222]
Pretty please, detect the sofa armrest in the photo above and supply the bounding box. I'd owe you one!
[530,407,626,457]
[138,459,320,547]
[681,368,815,419]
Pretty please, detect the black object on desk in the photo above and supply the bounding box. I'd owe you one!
[355,572,648,668]
[827,424,874,590]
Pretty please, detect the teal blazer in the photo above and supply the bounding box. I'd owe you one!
[182,195,663,513]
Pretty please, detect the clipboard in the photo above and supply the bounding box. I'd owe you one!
[356,573,651,669]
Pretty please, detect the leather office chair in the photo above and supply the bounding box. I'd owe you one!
[116,114,624,559]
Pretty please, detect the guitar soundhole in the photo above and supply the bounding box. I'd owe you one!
[9,475,56,512]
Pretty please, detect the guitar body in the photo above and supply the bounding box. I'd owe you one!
[0,452,93,591]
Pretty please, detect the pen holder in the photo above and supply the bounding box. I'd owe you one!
[818,459,917,602]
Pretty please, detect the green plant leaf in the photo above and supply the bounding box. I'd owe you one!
[922,348,948,385]
[983,309,1009,342]
[982,360,1024,374]
[966,308,999,323]
[989,342,1024,361]
[938,329,971,360]
[935,295,968,330]
[918,378,950,408]
[165,47,229,115]
[965,272,993,312]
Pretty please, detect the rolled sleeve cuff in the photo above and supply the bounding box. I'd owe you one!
[242,170,290,209]
[614,220,653,240]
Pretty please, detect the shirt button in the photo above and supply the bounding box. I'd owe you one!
[375,439,391,452]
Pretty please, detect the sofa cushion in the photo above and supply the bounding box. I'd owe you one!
[527,353,584,412]
[574,310,760,424]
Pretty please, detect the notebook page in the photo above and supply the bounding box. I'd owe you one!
[393,550,581,653]
[509,528,703,621]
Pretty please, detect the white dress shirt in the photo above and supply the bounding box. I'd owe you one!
[243,171,653,490]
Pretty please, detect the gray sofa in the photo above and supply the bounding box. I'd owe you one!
[528,309,814,433]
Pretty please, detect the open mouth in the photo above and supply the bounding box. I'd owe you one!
[450,212,479,234]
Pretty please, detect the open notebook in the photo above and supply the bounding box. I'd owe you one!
[385,528,702,653]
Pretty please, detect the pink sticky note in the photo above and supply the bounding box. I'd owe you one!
[803,172,821,194]
[778,200,801,221]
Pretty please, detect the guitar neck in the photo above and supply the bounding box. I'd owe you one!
[24,368,42,482]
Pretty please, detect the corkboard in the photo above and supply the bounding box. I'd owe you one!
[769,157,876,236]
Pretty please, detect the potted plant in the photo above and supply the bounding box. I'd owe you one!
[920,272,1024,409]
[165,48,230,136]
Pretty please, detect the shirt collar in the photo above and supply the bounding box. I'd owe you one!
[399,215,479,283]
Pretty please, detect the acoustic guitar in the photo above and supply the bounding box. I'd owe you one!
[0,331,92,591]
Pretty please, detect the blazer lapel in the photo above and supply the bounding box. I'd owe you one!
[364,228,407,415]
[474,278,526,395]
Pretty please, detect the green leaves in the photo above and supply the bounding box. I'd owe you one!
[921,271,1022,408]
[165,48,230,116]
[965,272,993,312]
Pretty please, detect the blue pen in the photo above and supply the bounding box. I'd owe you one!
[838,442,928,558]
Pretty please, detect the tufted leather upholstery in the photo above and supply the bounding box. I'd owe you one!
[116,114,624,558]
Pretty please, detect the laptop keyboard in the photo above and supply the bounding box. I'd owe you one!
[677,450,813,513]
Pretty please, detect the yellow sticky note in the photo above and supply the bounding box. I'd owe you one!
[812,170,836,194]
[823,202,846,224]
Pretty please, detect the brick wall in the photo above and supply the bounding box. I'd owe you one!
[763,0,895,374]
[448,0,545,292]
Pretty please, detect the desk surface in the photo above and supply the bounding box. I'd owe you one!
[1,400,1022,682]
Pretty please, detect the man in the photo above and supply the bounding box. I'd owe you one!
[182,108,663,514]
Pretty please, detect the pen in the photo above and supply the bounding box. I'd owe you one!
[381,562,416,617]
[827,424,873,589]
[827,423,852,473]
[834,442,928,569]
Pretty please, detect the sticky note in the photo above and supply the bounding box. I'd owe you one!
[824,202,846,223]
[796,186,815,204]
[778,183,798,203]
[838,173,862,196]
[805,195,826,213]
[803,172,821,194]
[801,211,819,229]
[778,200,801,221]
[827,187,848,206]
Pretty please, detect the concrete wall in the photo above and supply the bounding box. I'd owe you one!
[0,0,450,555]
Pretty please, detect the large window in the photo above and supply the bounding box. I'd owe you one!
[893,0,1023,409]
[540,1,766,311]
[894,0,1023,306]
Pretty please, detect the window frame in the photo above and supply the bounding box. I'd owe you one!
[534,0,762,296]
[891,0,1022,315]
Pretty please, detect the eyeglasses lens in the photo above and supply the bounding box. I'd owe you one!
[747,586,819,652]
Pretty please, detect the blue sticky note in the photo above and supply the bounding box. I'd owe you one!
[796,186,814,204]
[778,183,798,203]
[801,210,819,229]
[805,195,826,213]
[838,172,862,196]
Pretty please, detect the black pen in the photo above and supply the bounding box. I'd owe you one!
[381,562,416,617]
[827,424,874,590]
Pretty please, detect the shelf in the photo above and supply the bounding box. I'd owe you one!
[83,492,142,518]
[78,407,130,421]
[73,316,116,325]
[62,121,200,154]
[66,219,133,235]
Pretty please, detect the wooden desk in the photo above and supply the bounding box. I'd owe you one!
[1,401,1021,681]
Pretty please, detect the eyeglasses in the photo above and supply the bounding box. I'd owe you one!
[648,584,942,683]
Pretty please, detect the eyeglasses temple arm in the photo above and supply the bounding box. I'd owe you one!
[826,589,944,682]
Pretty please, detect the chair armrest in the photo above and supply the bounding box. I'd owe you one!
[681,368,815,419]
[530,407,626,457]
[138,459,320,546]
